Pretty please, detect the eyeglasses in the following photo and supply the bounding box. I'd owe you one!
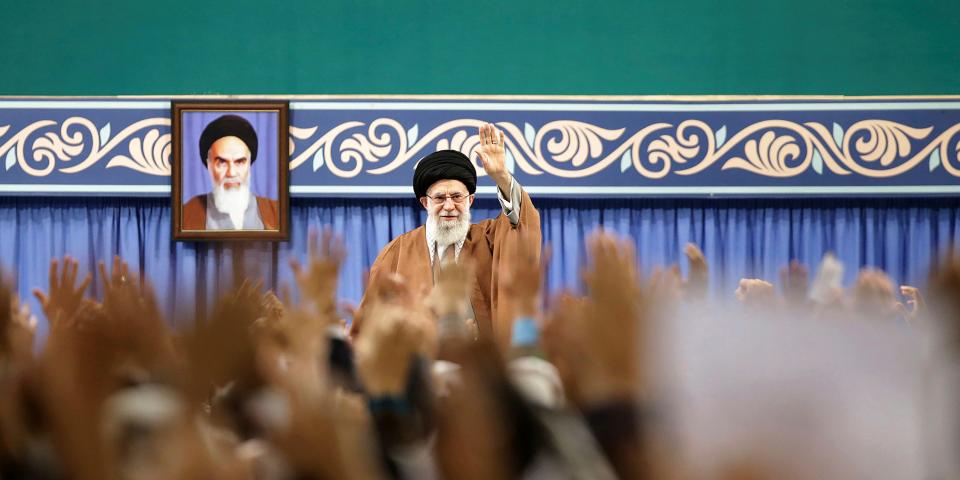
[427,193,469,204]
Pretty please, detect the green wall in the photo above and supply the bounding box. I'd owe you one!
[3,0,958,95]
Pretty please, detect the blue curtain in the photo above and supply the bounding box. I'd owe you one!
[1,196,957,338]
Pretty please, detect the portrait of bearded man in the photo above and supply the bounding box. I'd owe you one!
[181,114,279,231]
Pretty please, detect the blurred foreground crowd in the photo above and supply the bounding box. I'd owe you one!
[0,230,957,480]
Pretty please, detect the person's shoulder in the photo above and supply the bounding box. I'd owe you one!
[469,220,491,236]
[383,226,427,252]
[254,196,278,209]
[183,194,207,208]
[384,225,425,250]
[253,196,279,229]
[395,225,426,239]
[181,194,208,230]
[370,225,424,267]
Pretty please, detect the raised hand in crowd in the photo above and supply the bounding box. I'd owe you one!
[582,231,645,404]
[897,285,925,324]
[683,242,709,301]
[32,255,91,330]
[780,259,810,309]
[0,277,37,474]
[543,292,588,405]
[544,231,645,408]
[2,289,37,364]
[808,252,845,309]
[94,255,175,373]
[434,341,515,480]
[928,253,960,350]
[851,268,899,321]
[503,239,549,320]
[647,264,682,308]
[735,278,775,308]
[425,258,477,341]
[355,301,426,397]
[551,230,649,479]
[290,228,346,321]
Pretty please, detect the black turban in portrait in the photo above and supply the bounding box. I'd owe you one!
[412,150,477,198]
[199,114,258,166]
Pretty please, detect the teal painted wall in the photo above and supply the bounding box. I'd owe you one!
[2,0,958,95]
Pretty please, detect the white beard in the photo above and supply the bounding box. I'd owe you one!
[211,181,251,230]
[427,209,471,248]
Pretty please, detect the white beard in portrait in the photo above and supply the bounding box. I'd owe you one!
[210,169,251,230]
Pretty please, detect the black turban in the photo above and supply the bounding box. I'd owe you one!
[412,150,477,198]
[199,114,258,166]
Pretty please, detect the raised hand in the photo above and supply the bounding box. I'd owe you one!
[476,123,511,193]
[583,231,642,322]
[290,228,345,320]
[897,285,925,323]
[852,268,898,318]
[576,230,644,405]
[96,255,172,365]
[543,292,588,403]
[649,264,683,303]
[368,272,417,306]
[260,289,285,324]
[1,275,37,362]
[434,343,512,480]
[8,297,37,361]
[425,258,477,342]
[33,255,91,328]
[97,255,144,310]
[780,260,809,307]
[928,255,960,348]
[426,258,476,320]
[735,278,775,307]
[354,304,425,396]
[683,243,708,300]
[503,238,549,319]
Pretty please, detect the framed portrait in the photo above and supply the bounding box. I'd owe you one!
[171,101,289,241]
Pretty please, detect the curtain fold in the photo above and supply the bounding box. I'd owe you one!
[1,196,956,337]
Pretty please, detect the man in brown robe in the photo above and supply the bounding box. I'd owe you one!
[181,114,278,231]
[358,123,541,345]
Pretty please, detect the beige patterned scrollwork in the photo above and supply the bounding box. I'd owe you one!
[622,118,956,179]
[0,117,171,176]
[435,128,481,158]
[803,120,956,178]
[290,119,543,178]
[366,119,545,177]
[105,128,171,176]
[290,120,403,177]
[337,118,405,177]
[840,121,934,177]
[289,126,318,158]
[641,120,714,178]
[721,127,811,177]
[515,121,627,178]
[0,120,58,176]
